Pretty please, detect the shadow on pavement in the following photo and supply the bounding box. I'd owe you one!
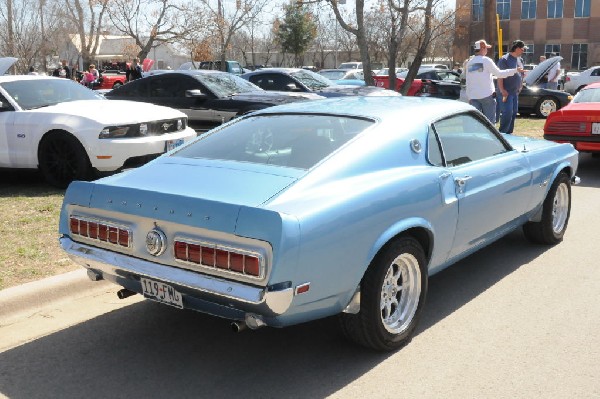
[0,229,550,398]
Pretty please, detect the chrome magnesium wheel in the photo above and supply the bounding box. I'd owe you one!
[380,253,422,334]
[552,181,570,234]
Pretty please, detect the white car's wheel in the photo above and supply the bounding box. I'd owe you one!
[38,132,92,188]
[523,172,571,244]
[339,236,428,351]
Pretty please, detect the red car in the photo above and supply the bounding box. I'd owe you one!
[95,71,127,90]
[544,82,600,153]
[372,74,423,96]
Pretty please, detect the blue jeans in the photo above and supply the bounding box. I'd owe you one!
[498,93,519,134]
[469,95,496,125]
[546,81,558,90]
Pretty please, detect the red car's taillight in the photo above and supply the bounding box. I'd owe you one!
[545,121,587,133]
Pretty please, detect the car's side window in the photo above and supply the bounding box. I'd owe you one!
[432,113,510,167]
[150,76,180,98]
[427,127,444,167]
[115,80,146,97]
[592,69,600,77]
[0,93,14,111]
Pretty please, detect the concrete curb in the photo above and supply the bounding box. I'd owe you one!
[0,269,111,320]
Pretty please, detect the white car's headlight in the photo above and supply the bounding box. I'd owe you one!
[99,126,131,139]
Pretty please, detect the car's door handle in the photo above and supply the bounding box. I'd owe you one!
[454,176,472,193]
[439,172,451,179]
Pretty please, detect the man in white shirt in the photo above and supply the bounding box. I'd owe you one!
[466,39,523,124]
[546,54,561,90]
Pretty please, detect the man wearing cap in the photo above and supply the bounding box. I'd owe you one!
[466,39,522,125]
[497,40,528,134]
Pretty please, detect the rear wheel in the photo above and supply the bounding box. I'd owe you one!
[535,96,559,117]
[339,236,428,351]
[38,132,92,188]
[523,172,571,245]
[113,82,123,89]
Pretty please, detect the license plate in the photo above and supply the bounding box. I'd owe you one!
[592,123,600,135]
[140,277,183,309]
[166,138,185,151]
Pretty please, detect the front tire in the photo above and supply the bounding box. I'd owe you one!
[523,172,571,245]
[536,96,559,117]
[38,132,92,188]
[339,236,428,351]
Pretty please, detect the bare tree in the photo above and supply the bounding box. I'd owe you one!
[61,0,109,66]
[200,0,269,71]
[0,0,66,73]
[107,0,198,61]
[326,0,374,85]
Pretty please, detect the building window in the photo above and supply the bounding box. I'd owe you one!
[472,0,483,22]
[571,44,587,70]
[521,44,535,65]
[497,0,510,20]
[574,0,590,17]
[521,0,536,19]
[547,0,563,18]
[545,44,561,58]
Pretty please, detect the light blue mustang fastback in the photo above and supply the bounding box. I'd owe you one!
[59,96,579,351]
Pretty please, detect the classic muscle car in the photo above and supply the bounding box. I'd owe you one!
[59,96,579,351]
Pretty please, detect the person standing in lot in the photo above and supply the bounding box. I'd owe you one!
[466,39,521,124]
[546,54,561,90]
[52,60,71,79]
[126,58,143,82]
[497,40,528,134]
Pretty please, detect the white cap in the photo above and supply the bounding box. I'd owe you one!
[474,40,492,51]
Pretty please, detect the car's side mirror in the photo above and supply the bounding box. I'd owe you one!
[185,89,206,99]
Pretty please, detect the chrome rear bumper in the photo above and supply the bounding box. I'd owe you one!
[59,236,293,317]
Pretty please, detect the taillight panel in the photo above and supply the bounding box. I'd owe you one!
[69,216,131,248]
[174,238,265,279]
[545,121,588,134]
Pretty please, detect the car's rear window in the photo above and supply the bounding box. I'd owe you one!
[174,114,374,169]
[573,88,600,103]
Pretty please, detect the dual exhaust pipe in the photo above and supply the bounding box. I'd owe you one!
[114,285,266,333]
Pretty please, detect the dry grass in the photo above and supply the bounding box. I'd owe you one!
[0,117,547,290]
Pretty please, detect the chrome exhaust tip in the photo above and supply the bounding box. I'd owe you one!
[231,322,248,333]
[116,288,137,299]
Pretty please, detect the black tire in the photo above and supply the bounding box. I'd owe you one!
[535,96,559,118]
[523,172,571,245]
[38,132,92,189]
[339,236,428,351]
[113,82,123,89]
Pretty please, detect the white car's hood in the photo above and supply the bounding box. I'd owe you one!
[37,100,186,124]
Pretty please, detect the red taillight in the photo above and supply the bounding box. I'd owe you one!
[230,253,244,272]
[69,216,131,248]
[174,240,263,278]
[545,121,587,133]
[99,224,108,241]
[175,241,187,260]
[216,249,229,269]
[202,247,215,266]
[70,217,80,234]
[245,256,260,276]
[189,244,201,263]
[118,229,129,246]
